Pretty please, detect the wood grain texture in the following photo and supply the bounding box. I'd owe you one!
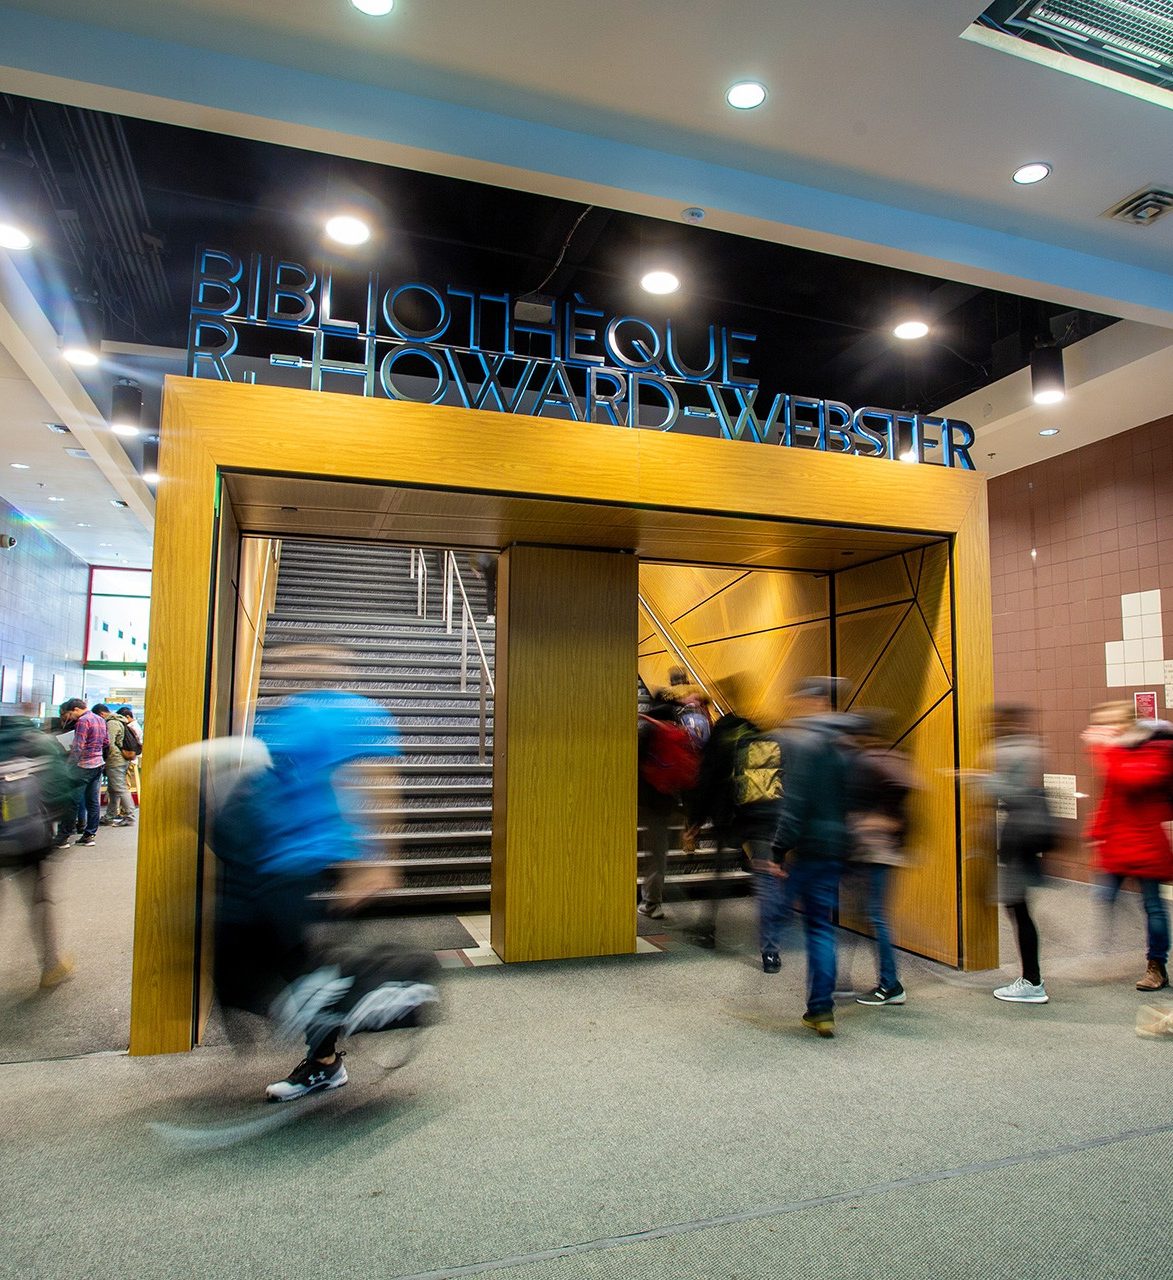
[129,396,219,1055]
[952,489,998,969]
[490,547,637,962]
[133,377,994,1051]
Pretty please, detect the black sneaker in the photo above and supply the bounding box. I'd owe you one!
[762,949,781,974]
[266,1053,348,1102]
[856,983,906,1006]
[75,834,96,847]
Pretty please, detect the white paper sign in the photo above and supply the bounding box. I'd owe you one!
[1165,659,1173,713]
[1043,773,1078,820]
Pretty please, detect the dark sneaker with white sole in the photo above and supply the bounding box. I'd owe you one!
[266,1053,348,1102]
[856,983,906,1006]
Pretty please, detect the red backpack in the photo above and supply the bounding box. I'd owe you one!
[639,715,700,795]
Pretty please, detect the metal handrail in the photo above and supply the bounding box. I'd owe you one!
[444,550,495,764]
[409,547,429,618]
[637,593,726,717]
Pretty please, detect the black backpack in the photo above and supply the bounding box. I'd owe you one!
[120,722,143,759]
[0,757,54,866]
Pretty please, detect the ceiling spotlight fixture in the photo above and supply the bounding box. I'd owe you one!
[325,214,371,246]
[726,81,767,110]
[111,378,143,436]
[640,270,680,295]
[63,346,99,368]
[1013,162,1051,186]
[1039,427,1061,437]
[141,471,160,485]
[1030,345,1066,405]
[893,320,930,341]
[10,462,30,470]
[350,0,394,13]
[899,449,918,463]
[0,223,32,251]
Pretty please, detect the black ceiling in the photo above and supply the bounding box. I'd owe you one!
[1,91,1115,414]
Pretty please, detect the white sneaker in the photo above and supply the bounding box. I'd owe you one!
[993,976,1048,1004]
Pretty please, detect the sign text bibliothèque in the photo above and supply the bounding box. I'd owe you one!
[187,248,977,469]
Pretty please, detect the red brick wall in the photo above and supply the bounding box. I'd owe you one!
[988,413,1173,881]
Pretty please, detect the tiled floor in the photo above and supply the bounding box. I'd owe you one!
[435,914,674,967]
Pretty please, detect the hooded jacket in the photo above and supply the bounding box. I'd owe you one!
[771,714,856,861]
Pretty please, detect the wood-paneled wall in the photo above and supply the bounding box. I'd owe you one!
[133,376,993,1051]
[232,537,279,737]
[491,546,637,961]
[638,564,831,727]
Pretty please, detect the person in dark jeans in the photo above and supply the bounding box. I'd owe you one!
[53,698,108,848]
[771,678,855,1038]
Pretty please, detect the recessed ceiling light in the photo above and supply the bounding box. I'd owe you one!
[141,471,160,485]
[10,462,30,470]
[111,422,141,437]
[640,270,680,295]
[0,223,32,251]
[350,0,393,13]
[99,542,112,547]
[63,347,99,367]
[48,496,65,502]
[1013,162,1051,185]
[76,522,92,528]
[325,214,371,246]
[893,320,930,341]
[1039,427,1061,436]
[726,81,767,110]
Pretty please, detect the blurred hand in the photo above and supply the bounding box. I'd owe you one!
[749,857,787,878]
[333,860,400,912]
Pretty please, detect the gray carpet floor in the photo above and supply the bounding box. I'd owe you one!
[3,862,1170,1279]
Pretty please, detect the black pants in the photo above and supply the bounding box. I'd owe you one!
[1006,899,1041,985]
[215,869,336,1058]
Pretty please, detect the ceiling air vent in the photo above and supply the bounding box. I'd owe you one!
[1105,186,1173,225]
[64,447,91,459]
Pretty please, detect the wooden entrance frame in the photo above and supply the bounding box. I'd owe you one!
[131,376,994,1054]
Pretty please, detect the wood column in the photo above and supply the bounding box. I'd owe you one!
[491,546,637,962]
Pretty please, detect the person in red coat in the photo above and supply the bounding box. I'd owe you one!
[1085,713,1173,992]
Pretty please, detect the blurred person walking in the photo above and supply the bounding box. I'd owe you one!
[689,698,786,966]
[52,698,108,848]
[986,706,1056,1005]
[1084,707,1173,991]
[637,690,697,920]
[848,715,918,1007]
[0,711,76,987]
[96,705,136,827]
[211,646,431,1102]
[771,677,857,1038]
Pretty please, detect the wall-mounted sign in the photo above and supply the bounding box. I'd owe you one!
[1135,691,1158,720]
[187,248,977,469]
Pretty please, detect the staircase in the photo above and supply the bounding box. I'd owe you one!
[257,540,494,906]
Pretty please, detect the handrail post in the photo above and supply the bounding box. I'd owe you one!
[461,609,469,693]
[479,673,487,764]
[446,551,455,635]
[417,552,424,618]
[409,548,416,582]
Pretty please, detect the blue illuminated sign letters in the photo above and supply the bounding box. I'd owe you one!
[186,247,976,469]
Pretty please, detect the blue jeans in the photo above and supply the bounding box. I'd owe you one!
[865,864,899,990]
[1100,874,1170,963]
[787,858,843,1018]
[747,840,791,952]
[58,765,103,840]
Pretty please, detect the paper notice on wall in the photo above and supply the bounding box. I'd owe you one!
[1165,660,1173,712]
[1043,773,1078,820]
[1135,691,1158,720]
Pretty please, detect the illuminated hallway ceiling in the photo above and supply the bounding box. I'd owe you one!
[0,0,1170,332]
